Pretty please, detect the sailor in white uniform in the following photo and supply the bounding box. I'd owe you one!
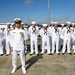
[51,22,60,54]
[11,23,15,30]
[59,24,65,49]
[48,22,55,50]
[1,28,6,55]
[28,21,39,55]
[62,22,71,54]
[5,23,12,56]
[39,24,51,55]
[71,23,75,53]
[21,22,28,54]
[0,29,4,56]
[11,18,28,74]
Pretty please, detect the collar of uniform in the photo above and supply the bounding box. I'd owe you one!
[7,28,11,30]
[15,28,21,30]
[31,26,36,28]
[54,27,58,30]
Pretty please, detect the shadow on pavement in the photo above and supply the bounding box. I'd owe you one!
[17,55,43,70]
[26,55,43,70]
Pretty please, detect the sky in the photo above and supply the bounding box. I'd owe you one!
[0,0,75,24]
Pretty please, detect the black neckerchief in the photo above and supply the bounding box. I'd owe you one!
[44,30,47,35]
[32,27,36,33]
[66,27,70,33]
[7,28,10,35]
[54,27,59,33]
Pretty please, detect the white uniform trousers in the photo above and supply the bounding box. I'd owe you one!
[59,37,61,49]
[49,36,52,50]
[6,39,11,54]
[71,36,75,53]
[52,37,59,54]
[40,38,42,50]
[24,41,27,54]
[12,50,26,69]
[30,36,38,54]
[41,37,50,54]
[62,37,71,53]
[59,35,63,49]
[0,39,3,54]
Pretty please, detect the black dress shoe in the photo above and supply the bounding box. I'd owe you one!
[62,53,64,55]
[37,54,39,56]
[69,53,72,55]
[0,54,3,56]
[48,54,50,55]
[30,54,33,56]
[6,54,10,56]
[50,53,53,55]
[74,53,75,54]
[40,53,43,55]
[57,53,60,55]
[18,54,19,56]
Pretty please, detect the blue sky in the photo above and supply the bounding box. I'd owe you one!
[0,0,75,24]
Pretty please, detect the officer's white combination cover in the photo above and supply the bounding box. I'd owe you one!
[14,18,21,21]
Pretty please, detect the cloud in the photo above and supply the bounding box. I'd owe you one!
[24,0,33,5]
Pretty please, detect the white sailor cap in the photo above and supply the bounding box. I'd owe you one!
[66,22,71,24]
[42,24,48,27]
[71,23,75,25]
[7,22,11,25]
[11,23,14,25]
[21,22,24,25]
[61,24,64,26]
[54,22,58,24]
[51,22,54,24]
[31,21,36,24]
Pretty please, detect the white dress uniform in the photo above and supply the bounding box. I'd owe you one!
[0,30,3,55]
[11,25,15,55]
[59,26,65,48]
[28,25,39,55]
[11,23,15,30]
[5,27,12,55]
[60,28,64,40]
[1,29,6,54]
[39,24,50,54]
[22,28,28,54]
[11,28,28,73]
[11,27,15,30]
[62,27,71,53]
[48,26,54,50]
[51,27,60,54]
[48,22,55,50]
[71,27,75,53]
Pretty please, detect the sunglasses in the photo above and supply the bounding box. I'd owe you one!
[15,22,21,24]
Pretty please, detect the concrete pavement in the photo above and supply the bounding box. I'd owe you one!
[0,51,75,75]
